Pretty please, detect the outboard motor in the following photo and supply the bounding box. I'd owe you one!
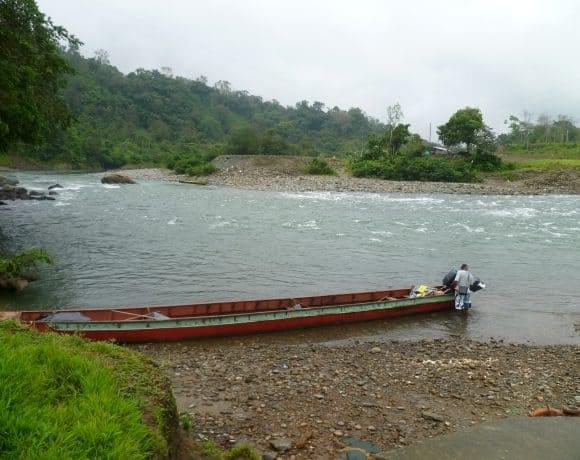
[442,269,457,289]
[470,279,486,292]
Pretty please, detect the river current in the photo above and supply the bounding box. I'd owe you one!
[1,172,578,344]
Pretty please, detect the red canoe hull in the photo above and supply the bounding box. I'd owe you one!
[37,297,453,343]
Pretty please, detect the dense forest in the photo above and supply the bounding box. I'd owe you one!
[15,49,386,169]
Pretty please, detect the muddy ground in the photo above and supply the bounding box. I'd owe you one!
[136,338,579,459]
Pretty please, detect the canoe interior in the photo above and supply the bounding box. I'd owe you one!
[19,287,415,322]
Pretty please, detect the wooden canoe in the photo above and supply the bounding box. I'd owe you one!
[5,287,454,343]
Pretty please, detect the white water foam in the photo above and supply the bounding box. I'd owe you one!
[450,223,485,233]
[485,207,538,218]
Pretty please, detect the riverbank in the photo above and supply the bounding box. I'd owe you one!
[138,337,579,459]
[116,155,579,195]
[0,321,178,459]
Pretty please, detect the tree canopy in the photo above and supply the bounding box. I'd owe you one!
[14,48,386,168]
[0,0,79,152]
[499,112,579,147]
[437,107,484,150]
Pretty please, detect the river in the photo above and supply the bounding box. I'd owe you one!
[1,172,578,344]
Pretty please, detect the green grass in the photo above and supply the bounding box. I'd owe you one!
[509,159,580,170]
[501,143,580,160]
[0,321,173,460]
[200,440,260,460]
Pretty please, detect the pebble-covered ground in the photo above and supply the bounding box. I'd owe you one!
[137,338,579,459]
[117,155,579,195]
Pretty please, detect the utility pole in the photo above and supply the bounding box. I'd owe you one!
[429,123,432,143]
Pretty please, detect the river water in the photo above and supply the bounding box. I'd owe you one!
[1,172,578,344]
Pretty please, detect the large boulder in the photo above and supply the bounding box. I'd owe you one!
[0,175,18,187]
[0,277,29,291]
[101,173,136,184]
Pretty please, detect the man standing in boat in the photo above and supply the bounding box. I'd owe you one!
[453,264,475,311]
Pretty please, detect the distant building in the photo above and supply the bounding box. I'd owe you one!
[431,146,453,155]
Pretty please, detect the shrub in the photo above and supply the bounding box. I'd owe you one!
[304,158,336,175]
[473,152,503,171]
[349,156,478,182]
[167,151,217,176]
[0,248,53,279]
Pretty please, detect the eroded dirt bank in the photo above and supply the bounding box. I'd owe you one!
[137,337,579,459]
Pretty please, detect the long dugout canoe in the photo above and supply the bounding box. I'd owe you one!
[1,287,454,343]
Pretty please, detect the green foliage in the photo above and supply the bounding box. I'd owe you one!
[226,127,260,155]
[499,113,580,147]
[199,440,260,460]
[180,413,192,430]
[0,0,80,152]
[472,125,502,171]
[200,440,224,459]
[0,322,166,459]
[0,247,52,278]
[166,149,217,176]
[224,444,261,460]
[509,159,580,170]
[434,107,503,173]
[437,107,484,149]
[473,152,503,171]
[363,123,411,159]
[350,156,477,182]
[388,123,411,154]
[364,133,386,160]
[17,48,385,168]
[304,157,336,175]
[225,127,294,155]
[399,134,427,157]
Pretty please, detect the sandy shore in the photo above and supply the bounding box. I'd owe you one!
[137,338,579,459]
[116,159,579,195]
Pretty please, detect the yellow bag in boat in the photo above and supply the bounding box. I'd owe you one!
[416,284,429,297]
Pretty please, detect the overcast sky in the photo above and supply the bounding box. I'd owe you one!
[39,0,580,138]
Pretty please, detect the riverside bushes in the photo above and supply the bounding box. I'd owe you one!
[304,157,336,175]
[349,156,478,182]
[0,248,52,280]
[167,151,217,176]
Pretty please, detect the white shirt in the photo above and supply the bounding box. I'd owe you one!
[454,269,474,288]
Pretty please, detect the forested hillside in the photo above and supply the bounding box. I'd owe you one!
[17,49,384,169]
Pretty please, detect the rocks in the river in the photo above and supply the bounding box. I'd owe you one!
[48,183,63,190]
[0,184,55,201]
[0,175,18,187]
[101,173,136,184]
[0,277,29,292]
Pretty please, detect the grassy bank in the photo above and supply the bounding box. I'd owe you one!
[495,144,580,187]
[500,143,580,160]
[0,321,176,459]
